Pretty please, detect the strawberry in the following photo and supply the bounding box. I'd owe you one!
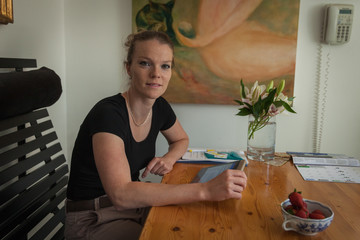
[285,205,297,215]
[288,188,304,209]
[312,209,324,215]
[295,208,309,219]
[309,213,325,219]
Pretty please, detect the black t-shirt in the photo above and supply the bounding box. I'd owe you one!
[66,93,176,200]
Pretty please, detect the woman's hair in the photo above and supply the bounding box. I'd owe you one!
[124,30,175,67]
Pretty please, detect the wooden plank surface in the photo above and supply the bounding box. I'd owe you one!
[140,160,360,240]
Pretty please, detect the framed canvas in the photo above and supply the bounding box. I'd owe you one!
[0,0,13,24]
[132,0,300,105]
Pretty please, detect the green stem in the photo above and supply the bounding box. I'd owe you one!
[248,116,271,140]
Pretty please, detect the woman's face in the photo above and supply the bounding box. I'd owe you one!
[126,39,173,100]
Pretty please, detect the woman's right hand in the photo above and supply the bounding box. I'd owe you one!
[202,169,247,201]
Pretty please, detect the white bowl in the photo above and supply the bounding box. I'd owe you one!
[281,198,334,236]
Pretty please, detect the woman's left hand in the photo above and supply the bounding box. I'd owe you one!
[142,119,189,179]
[142,157,175,178]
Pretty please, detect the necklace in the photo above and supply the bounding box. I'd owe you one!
[126,92,152,127]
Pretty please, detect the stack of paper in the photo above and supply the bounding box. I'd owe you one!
[178,148,247,164]
[288,152,360,183]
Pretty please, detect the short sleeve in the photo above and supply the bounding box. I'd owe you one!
[86,98,128,140]
[156,97,176,131]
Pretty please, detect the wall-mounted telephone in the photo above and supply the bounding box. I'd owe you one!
[322,4,354,45]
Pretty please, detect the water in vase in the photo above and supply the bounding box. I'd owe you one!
[247,120,276,161]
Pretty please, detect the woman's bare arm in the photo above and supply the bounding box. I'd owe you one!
[142,119,189,177]
[93,132,247,211]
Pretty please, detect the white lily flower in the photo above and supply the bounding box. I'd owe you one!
[239,98,252,108]
[252,86,260,102]
[235,79,296,140]
[268,104,280,116]
[250,81,259,95]
[258,84,267,97]
[277,92,291,104]
[244,86,250,96]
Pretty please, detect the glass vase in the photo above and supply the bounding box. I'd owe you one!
[247,115,276,161]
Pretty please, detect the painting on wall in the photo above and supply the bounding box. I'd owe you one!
[132,0,300,105]
[0,0,14,24]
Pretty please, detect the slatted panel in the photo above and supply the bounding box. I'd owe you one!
[0,143,62,185]
[0,131,58,167]
[0,109,68,240]
[0,173,68,238]
[0,109,48,132]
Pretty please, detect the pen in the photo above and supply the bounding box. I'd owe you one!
[188,148,205,152]
[237,160,246,171]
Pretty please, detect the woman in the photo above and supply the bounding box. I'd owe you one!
[65,30,247,240]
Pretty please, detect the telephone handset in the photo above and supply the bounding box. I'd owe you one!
[322,4,354,45]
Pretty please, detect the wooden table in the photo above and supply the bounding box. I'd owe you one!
[140,160,360,240]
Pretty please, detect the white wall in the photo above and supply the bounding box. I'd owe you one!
[64,0,132,157]
[1,0,359,182]
[0,0,68,156]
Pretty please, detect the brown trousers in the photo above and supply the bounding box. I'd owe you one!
[64,204,150,240]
